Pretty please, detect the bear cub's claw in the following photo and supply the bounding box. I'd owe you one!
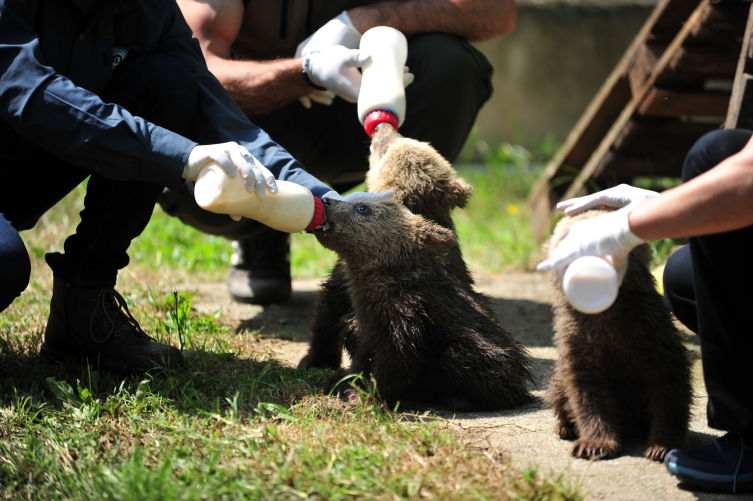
[571,439,619,460]
[643,444,671,462]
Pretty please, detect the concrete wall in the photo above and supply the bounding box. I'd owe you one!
[471,5,654,146]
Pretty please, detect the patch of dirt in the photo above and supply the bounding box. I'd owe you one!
[179,273,738,501]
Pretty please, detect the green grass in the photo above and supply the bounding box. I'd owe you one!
[0,290,582,500]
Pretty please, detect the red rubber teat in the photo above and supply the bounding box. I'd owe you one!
[364,110,399,137]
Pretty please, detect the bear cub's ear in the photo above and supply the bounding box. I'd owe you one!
[415,216,456,254]
[439,177,473,210]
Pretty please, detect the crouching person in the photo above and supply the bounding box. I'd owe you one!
[0,0,343,373]
[538,128,753,493]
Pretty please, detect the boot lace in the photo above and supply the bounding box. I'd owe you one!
[89,288,151,344]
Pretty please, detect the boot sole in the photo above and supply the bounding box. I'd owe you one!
[666,458,753,493]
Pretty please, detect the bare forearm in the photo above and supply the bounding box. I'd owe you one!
[629,155,753,240]
[348,0,516,41]
[205,54,311,116]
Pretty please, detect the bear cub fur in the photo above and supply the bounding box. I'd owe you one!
[543,208,692,461]
[301,125,533,411]
[313,194,533,410]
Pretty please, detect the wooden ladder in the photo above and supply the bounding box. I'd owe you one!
[527,0,753,241]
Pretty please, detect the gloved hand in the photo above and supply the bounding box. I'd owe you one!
[556,184,659,216]
[296,11,362,57]
[183,142,277,198]
[321,189,395,204]
[299,89,336,109]
[303,47,414,103]
[537,203,646,283]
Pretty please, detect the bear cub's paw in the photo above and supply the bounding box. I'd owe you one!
[644,444,672,462]
[555,421,578,440]
[571,438,619,459]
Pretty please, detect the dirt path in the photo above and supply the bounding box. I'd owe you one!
[178,273,741,501]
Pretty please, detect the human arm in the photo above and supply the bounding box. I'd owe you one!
[0,0,197,188]
[538,135,753,272]
[628,139,753,239]
[153,1,333,198]
[347,0,517,42]
[176,0,315,115]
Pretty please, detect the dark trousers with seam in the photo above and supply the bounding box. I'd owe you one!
[663,128,753,435]
[157,33,494,242]
[0,54,199,300]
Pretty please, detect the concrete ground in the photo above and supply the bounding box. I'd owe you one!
[179,273,745,501]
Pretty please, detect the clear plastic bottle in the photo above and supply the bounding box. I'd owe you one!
[194,163,315,233]
[562,256,619,314]
[357,26,408,136]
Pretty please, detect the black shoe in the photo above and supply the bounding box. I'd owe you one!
[41,275,184,373]
[665,432,753,493]
[226,231,291,305]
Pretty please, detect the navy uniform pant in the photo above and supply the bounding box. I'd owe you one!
[157,33,494,241]
[0,54,199,310]
[663,128,753,435]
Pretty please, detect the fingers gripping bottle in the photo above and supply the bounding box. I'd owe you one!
[194,164,323,234]
[561,256,619,314]
[357,26,408,137]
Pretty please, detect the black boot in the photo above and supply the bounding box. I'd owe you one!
[226,231,292,305]
[41,275,184,372]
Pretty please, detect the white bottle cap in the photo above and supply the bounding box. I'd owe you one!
[562,256,619,314]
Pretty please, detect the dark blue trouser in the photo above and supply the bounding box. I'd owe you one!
[663,128,753,435]
[0,214,31,313]
[0,54,199,302]
[157,33,493,241]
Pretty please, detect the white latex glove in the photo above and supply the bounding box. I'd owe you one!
[537,203,646,283]
[304,47,414,103]
[295,11,362,57]
[556,184,659,216]
[183,142,277,198]
[299,89,336,109]
[303,46,370,103]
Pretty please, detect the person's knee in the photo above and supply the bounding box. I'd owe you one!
[105,54,200,137]
[408,33,493,102]
[0,232,31,311]
[682,129,753,183]
[663,248,690,304]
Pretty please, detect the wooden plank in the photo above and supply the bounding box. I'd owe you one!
[596,153,692,179]
[526,0,681,241]
[724,4,753,129]
[637,88,731,117]
[558,0,712,205]
[655,45,740,86]
[612,119,718,155]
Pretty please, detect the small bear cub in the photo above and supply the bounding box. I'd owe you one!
[543,208,692,461]
[313,193,534,411]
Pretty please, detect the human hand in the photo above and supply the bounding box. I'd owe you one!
[537,204,646,283]
[183,142,277,198]
[304,47,413,103]
[296,11,362,57]
[556,184,659,216]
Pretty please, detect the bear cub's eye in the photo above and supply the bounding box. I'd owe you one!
[356,205,370,215]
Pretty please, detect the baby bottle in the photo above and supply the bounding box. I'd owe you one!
[194,163,317,233]
[561,256,619,314]
[357,26,408,136]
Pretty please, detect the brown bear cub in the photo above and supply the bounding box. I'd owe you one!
[300,124,533,410]
[299,125,490,372]
[543,208,692,461]
[312,193,534,410]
